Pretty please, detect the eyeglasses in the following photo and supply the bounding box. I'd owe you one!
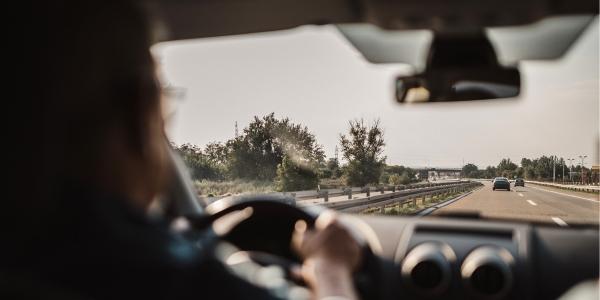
[161,83,186,120]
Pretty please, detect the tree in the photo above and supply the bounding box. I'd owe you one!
[382,165,416,184]
[462,163,479,178]
[173,143,224,181]
[228,113,324,181]
[388,172,413,185]
[521,158,532,168]
[497,158,518,178]
[325,158,341,178]
[515,167,525,178]
[204,142,229,165]
[484,166,497,178]
[276,155,319,191]
[388,174,402,185]
[340,119,386,186]
[533,156,555,180]
[524,166,536,179]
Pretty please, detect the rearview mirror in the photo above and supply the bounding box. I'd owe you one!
[396,67,520,102]
[396,33,521,103]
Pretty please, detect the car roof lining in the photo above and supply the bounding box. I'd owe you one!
[151,0,598,41]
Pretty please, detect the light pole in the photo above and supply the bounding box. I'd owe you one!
[561,159,565,183]
[552,156,556,183]
[567,158,575,183]
[579,155,587,184]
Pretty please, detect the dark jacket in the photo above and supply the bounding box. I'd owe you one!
[2,185,279,299]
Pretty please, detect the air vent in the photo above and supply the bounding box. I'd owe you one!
[471,264,506,295]
[401,242,456,296]
[462,246,514,299]
[412,260,443,289]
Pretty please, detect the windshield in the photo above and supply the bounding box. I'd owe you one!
[155,18,599,226]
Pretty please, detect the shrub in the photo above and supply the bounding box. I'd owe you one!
[194,179,275,196]
[276,155,319,192]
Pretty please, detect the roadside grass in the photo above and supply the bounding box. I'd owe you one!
[361,190,470,216]
[195,177,347,196]
[318,178,345,188]
[529,182,599,195]
[194,179,275,196]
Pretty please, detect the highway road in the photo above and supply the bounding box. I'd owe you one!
[433,181,599,226]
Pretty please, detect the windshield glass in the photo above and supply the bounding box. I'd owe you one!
[155,18,599,226]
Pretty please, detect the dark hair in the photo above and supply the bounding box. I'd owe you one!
[36,0,168,209]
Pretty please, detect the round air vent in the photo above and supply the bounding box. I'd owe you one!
[461,246,514,299]
[401,242,456,296]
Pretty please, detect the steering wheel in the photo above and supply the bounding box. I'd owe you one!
[196,195,319,264]
[189,195,386,299]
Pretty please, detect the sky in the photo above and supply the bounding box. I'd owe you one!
[154,18,599,169]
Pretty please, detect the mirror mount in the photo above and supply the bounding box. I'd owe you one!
[396,32,521,103]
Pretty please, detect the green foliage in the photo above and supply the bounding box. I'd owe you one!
[515,167,525,178]
[497,158,518,178]
[476,156,575,181]
[204,141,229,165]
[325,158,342,178]
[194,179,275,196]
[175,110,587,193]
[173,113,324,185]
[387,174,401,185]
[483,166,497,178]
[383,165,416,185]
[173,143,225,181]
[340,119,386,186]
[388,173,412,185]
[227,113,324,181]
[526,155,565,180]
[276,155,319,191]
[462,163,479,178]
[318,177,345,188]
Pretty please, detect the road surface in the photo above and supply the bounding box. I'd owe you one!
[434,181,599,226]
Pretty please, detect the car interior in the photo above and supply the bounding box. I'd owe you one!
[25,1,599,299]
[150,1,599,299]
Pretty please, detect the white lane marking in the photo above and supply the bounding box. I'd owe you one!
[526,200,537,206]
[518,193,524,197]
[551,217,568,227]
[528,185,599,203]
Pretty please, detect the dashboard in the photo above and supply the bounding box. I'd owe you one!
[357,215,599,299]
[205,197,598,300]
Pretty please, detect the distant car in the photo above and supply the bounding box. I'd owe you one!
[493,177,511,191]
[515,178,525,187]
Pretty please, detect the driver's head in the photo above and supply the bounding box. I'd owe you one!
[41,0,169,208]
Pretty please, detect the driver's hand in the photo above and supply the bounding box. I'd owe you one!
[292,211,361,300]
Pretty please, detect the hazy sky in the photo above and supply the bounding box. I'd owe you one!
[155,18,599,168]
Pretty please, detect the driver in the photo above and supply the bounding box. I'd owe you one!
[9,1,361,299]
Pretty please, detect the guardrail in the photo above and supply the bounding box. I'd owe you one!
[527,181,600,194]
[287,180,470,201]
[200,180,471,204]
[301,181,482,213]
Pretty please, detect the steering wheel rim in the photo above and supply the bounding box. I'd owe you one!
[205,195,318,226]
[194,196,322,261]
[192,196,385,299]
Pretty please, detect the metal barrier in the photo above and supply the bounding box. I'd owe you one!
[528,181,600,194]
[302,181,482,213]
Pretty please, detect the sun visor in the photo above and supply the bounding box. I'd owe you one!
[336,24,433,72]
[337,15,596,69]
[486,15,596,67]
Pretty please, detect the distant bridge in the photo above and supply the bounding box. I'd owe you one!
[414,167,462,181]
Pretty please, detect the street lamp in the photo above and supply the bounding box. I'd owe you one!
[567,158,575,183]
[578,155,587,184]
[561,159,565,183]
[552,156,556,183]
